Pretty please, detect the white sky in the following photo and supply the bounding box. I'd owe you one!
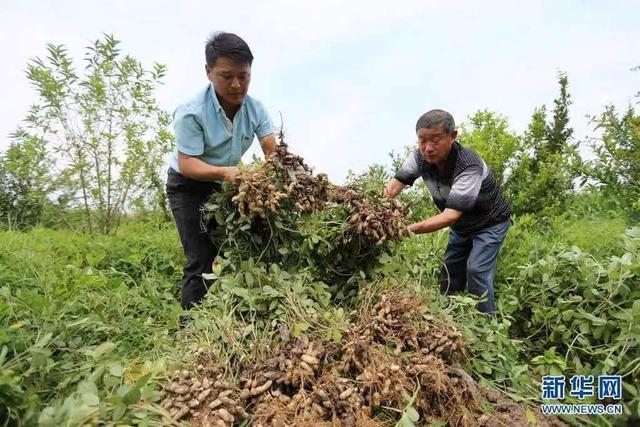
[1,0,638,183]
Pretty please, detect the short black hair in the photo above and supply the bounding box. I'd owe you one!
[416,109,456,134]
[205,32,254,67]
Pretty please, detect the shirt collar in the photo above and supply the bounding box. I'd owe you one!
[443,141,460,171]
[209,83,224,114]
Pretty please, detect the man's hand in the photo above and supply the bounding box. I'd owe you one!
[384,178,406,199]
[407,208,462,235]
[222,166,240,183]
[178,152,240,182]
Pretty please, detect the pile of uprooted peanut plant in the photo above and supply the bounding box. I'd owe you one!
[201,140,409,287]
[174,141,565,426]
[162,290,564,426]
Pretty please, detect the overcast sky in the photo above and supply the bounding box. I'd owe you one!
[1,0,638,183]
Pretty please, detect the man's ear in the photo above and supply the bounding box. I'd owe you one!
[451,130,458,140]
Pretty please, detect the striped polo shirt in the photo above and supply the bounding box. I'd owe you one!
[395,141,511,234]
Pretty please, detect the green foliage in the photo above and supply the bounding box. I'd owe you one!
[583,104,640,219]
[1,202,637,424]
[506,72,581,217]
[383,211,639,423]
[0,222,184,425]
[499,226,640,417]
[458,110,519,186]
[0,132,52,230]
[3,42,640,425]
[203,259,332,324]
[203,175,401,301]
[10,34,173,234]
[490,214,639,422]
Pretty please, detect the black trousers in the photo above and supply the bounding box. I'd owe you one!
[165,168,221,309]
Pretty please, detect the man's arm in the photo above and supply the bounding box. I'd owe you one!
[408,208,462,234]
[258,133,276,157]
[386,149,422,198]
[409,164,483,235]
[384,178,406,199]
[178,152,238,182]
[173,111,238,182]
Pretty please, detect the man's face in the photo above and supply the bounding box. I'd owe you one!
[417,128,457,167]
[206,57,251,107]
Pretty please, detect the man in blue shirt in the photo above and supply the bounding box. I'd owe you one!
[166,32,276,310]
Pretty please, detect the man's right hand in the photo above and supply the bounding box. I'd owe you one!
[222,166,240,183]
[178,152,241,182]
[384,178,407,199]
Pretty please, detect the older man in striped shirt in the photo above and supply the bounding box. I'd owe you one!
[385,110,511,313]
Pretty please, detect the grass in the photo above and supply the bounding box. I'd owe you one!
[0,221,185,425]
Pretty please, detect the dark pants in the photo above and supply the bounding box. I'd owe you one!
[439,218,510,313]
[165,168,220,309]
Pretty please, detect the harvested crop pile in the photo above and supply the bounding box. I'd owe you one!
[202,140,409,292]
[162,290,564,427]
[231,142,331,217]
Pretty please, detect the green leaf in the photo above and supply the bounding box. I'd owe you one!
[406,406,420,422]
[81,392,99,406]
[244,272,254,286]
[85,248,107,266]
[230,287,250,300]
[525,409,536,423]
[35,332,53,348]
[123,385,142,405]
[113,402,127,421]
[215,212,225,225]
[94,341,116,359]
[292,322,310,337]
[134,372,153,389]
[108,361,124,377]
[30,347,51,369]
[633,300,640,317]
[278,247,289,255]
[78,381,99,406]
[202,272,217,281]
[623,381,638,397]
[398,413,417,427]
[262,285,276,294]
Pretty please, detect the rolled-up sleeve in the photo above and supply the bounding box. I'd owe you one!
[446,166,482,211]
[174,109,205,156]
[394,149,422,186]
[254,100,275,138]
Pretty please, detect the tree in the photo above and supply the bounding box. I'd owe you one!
[505,72,580,216]
[458,110,519,186]
[584,105,640,217]
[13,34,173,233]
[0,132,51,229]
[546,73,573,158]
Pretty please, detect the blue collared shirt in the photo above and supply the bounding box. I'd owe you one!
[168,83,274,173]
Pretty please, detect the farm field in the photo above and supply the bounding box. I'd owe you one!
[1,186,638,426]
[0,27,638,427]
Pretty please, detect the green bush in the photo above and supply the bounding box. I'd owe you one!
[0,223,184,425]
